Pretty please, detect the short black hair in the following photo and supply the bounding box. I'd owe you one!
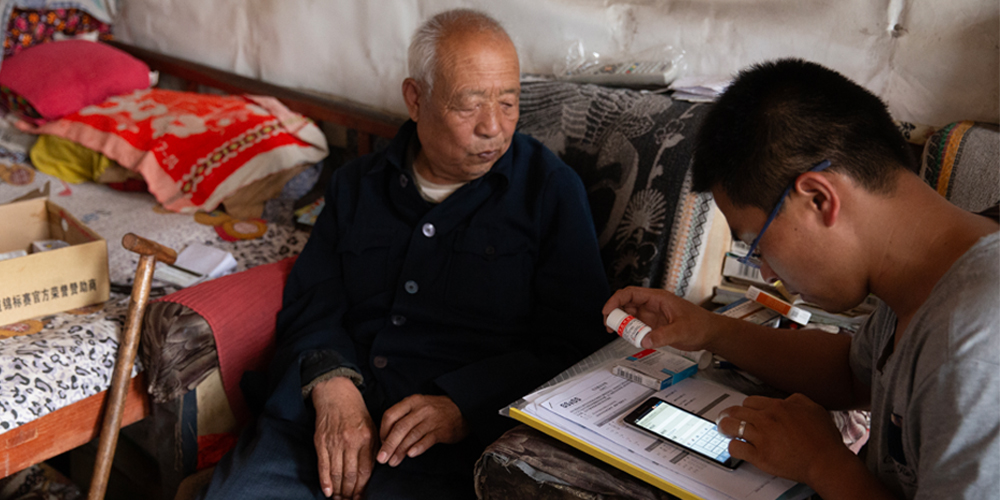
[692,58,915,210]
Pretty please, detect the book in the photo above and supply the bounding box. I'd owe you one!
[721,253,769,287]
[713,297,780,327]
[712,281,875,331]
[153,243,237,288]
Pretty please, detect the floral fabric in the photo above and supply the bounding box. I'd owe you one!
[4,7,112,59]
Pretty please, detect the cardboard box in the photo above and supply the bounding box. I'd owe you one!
[611,348,698,391]
[0,198,109,326]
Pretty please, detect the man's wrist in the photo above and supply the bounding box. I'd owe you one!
[302,367,363,399]
[807,445,895,499]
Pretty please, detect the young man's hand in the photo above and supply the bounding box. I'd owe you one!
[376,394,470,467]
[312,376,377,500]
[718,394,897,499]
[603,286,721,350]
[718,394,850,483]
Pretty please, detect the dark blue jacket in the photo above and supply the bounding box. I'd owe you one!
[260,120,611,451]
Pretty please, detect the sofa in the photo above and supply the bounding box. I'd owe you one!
[135,80,998,500]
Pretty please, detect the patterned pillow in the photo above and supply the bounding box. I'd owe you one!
[921,121,1000,213]
[23,89,329,213]
[517,81,722,301]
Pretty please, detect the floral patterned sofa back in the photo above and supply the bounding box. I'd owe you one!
[516,81,726,301]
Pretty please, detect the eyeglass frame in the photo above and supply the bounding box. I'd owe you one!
[737,159,833,269]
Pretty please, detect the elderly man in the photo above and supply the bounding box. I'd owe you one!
[605,59,998,499]
[198,9,610,500]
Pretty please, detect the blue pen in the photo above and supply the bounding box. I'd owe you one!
[713,359,738,370]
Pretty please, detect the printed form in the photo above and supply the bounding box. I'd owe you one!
[520,367,811,500]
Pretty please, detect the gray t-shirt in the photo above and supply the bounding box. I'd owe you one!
[850,232,999,499]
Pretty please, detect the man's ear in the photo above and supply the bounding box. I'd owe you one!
[402,78,423,122]
[794,172,841,227]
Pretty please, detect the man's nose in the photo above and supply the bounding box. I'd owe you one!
[759,258,780,284]
[474,104,501,138]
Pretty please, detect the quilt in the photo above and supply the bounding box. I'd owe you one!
[25,88,328,213]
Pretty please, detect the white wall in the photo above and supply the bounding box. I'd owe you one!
[116,0,999,126]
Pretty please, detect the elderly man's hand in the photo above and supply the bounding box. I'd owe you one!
[376,394,470,467]
[312,376,377,499]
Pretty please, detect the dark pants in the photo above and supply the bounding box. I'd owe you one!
[196,414,476,499]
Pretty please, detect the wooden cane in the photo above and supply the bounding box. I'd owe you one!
[87,234,176,500]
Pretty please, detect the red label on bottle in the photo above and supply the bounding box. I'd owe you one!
[617,315,635,336]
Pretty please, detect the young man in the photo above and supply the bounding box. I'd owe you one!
[604,59,998,499]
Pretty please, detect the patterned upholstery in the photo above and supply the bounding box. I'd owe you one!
[474,82,725,499]
[475,426,674,500]
[517,81,718,299]
[920,121,1000,213]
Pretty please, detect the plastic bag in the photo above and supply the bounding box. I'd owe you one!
[554,40,686,87]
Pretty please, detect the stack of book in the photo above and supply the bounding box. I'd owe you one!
[713,240,877,331]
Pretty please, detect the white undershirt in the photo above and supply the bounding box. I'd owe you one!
[412,162,466,203]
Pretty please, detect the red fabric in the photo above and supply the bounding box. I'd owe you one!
[26,88,328,213]
[105,178,149,192]
[196,433,239,470]
[156,256,297,423]
[0,39,148,122]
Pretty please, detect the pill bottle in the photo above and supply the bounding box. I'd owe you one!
[606,308,651,348]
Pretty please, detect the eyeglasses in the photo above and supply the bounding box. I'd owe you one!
[738,159,833,269]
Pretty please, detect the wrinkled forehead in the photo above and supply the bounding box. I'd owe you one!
[434,30,519,82]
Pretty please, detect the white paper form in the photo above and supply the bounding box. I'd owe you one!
[522,368,811,500]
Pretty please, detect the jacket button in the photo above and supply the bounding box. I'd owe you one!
[485,245,496,256]
[400,174,409,187]
[422,223,436,238]
[373,356,388,369]
[404,280,419,294]
[390,314,406,326]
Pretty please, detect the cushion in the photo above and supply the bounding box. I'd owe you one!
[920,121,1000,213]
[141,301,218,405]
[23,89,330,213]
[0,39,148,123]
[517,81,723,302]
[142,257,296,422]
[476,426,674,500]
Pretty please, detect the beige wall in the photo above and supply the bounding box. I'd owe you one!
[116,0,999,126]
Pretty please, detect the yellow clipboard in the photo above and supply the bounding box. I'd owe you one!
[508,406,703,500]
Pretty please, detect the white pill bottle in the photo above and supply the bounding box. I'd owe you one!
[605,308,714,369]
[606,308,652,348]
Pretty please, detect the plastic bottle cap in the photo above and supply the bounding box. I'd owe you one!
[606,308,629,330]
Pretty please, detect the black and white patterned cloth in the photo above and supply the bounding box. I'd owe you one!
[0,299,131,432]
[517,81,716,297]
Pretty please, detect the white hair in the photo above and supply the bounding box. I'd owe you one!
[407,9,511,95]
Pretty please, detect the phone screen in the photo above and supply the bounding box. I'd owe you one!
[624,397,741,470]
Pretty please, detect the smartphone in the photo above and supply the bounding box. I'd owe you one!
[623,397,742,470]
